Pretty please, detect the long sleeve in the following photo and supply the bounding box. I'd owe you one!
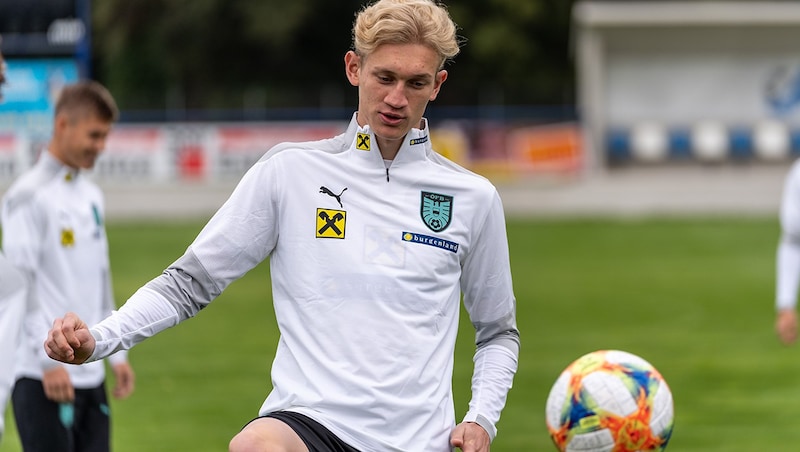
[1,191,59,372]
[100,265,128,366]
[89,159,279,360]
[459,190,520,441]
[89,286,180,361]
[777,160,800,310]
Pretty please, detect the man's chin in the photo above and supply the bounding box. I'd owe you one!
[80,160,97,170]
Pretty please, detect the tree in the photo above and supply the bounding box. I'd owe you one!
[91,0,577,115]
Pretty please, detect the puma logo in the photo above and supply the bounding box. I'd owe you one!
[319,186,347,208]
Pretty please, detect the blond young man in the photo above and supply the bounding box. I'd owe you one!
[2,81,135,452]
[45,1,519,451]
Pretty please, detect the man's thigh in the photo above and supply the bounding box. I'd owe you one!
[12,378,73,452]
[73,384,110,452]
[231,416,309,452]
[260,411,360,452]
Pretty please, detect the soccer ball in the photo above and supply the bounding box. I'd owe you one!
[545,350,674,452]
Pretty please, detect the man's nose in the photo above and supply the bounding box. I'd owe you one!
[385,83,408,108]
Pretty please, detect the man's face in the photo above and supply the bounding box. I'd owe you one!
[55,113,112,170]
[345,43,447,154]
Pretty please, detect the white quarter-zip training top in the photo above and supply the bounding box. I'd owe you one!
[87,114,519,451]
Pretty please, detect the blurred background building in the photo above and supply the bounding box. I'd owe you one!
[575,1,800,170]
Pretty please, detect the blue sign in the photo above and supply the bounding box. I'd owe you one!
[0,58,79,136]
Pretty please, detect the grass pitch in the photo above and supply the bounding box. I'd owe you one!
[1,216,797,451]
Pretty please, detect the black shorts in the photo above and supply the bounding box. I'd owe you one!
[256,410,360,452]
[12,377,110,452]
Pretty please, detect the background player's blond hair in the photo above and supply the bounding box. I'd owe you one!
[55,80,119,123]
[352,0,461,69]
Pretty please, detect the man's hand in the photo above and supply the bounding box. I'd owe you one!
[777,308,798,345]
[111,362,135,399]
[44,312,96,364]
[450,421,490,452]
[42,366,74,403]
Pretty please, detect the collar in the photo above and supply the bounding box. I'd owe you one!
[344,112,432,165]
[40,150,80,183]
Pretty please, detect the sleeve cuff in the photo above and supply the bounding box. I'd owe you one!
[461,413,496,442]
[107,350,129,365]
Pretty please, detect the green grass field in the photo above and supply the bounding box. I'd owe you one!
[2,216,797,451]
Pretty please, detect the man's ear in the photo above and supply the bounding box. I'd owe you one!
[54,112,69,134]
[344,50,361,87]
[429,70,448,101]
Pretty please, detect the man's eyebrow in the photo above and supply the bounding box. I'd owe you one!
[372,67,435,81]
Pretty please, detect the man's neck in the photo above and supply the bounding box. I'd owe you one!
[376,136,403,160]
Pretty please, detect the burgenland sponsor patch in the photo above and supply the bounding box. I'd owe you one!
[409,135,428,146]
[402,231,458,253]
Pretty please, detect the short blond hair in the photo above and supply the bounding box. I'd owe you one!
[352,0,461,69]
[55,80,119,123]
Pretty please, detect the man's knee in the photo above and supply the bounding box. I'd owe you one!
[229,417,306,452]
[229,430,268,452]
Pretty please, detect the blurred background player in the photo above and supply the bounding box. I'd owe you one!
[43,0,520,451]
[776,159,800,345]
[0,37,30,444]
[1,80,135,452]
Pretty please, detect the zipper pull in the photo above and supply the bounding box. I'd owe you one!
[386,168,390,182]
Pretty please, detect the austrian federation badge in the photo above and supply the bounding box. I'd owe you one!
[420,191,453,232]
